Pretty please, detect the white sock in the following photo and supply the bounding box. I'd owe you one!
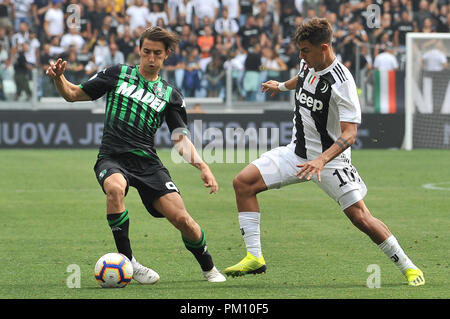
[238,212,262,258]
[378,235,417,274]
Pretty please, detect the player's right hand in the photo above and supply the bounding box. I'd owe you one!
[200,165,219,194]
[45,58,66,79]
[261,80,280,97]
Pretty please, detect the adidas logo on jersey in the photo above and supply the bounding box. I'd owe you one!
[296,87,324,112]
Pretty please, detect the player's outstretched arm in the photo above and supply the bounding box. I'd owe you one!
[45,58,91,102]
[261,75,298,97]
[173,134,219,194]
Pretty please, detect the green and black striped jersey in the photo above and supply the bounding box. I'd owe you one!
[80,64,188,159]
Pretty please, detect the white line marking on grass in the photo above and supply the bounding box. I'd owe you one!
[1,188,98,193]
[422,182,450,191]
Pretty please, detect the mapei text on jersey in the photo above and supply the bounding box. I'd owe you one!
[116,82,167,112]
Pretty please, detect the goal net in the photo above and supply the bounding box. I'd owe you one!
[404,33,450,150]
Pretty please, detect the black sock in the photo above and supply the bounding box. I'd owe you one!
[107,210,133,261]
[183,229,214,272]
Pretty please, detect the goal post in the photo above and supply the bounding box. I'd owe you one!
[403,33,450,150]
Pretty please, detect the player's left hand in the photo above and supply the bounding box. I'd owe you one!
[200,165,219,194]
[296,157,327,183]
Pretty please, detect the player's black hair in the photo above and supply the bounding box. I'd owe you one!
[294,17,333,46]
[139,26,179,53]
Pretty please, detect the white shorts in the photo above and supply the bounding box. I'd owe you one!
[251,145,367,210]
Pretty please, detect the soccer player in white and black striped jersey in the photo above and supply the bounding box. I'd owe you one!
[225,18,425,286]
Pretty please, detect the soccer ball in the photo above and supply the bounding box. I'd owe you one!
[94,253,133,288]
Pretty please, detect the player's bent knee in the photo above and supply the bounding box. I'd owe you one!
[232,175,246,192]
[105,182,125,196]
[104,182,126,203]
[233,174,260,196]
[104,174,126,195]
[233,177,252,197]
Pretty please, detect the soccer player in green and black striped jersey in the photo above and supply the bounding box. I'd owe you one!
[46,26,226,283]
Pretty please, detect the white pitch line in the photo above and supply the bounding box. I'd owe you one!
[422,182,450,191]
[0,188,98,193]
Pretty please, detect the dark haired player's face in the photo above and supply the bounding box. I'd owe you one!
[298,40,325,70]
[139,39,168,74]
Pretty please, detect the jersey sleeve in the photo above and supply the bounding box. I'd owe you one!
[165,88,188,135]
[79,65,121,100]
[331,78,361,124]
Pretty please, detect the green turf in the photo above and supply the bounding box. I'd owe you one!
[0,149,449,299]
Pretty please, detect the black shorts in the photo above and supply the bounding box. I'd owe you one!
[93,153,180,218]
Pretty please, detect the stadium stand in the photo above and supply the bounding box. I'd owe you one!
[0,0,448,104]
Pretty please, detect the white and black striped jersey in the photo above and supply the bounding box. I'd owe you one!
[289,58,361,161]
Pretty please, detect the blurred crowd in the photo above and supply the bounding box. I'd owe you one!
[0,0,449,102]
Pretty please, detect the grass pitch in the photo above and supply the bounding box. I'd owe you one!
[0,149,449,299]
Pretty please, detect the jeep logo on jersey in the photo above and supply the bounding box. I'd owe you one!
[295,87,324,112]
[116,82,167,112]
